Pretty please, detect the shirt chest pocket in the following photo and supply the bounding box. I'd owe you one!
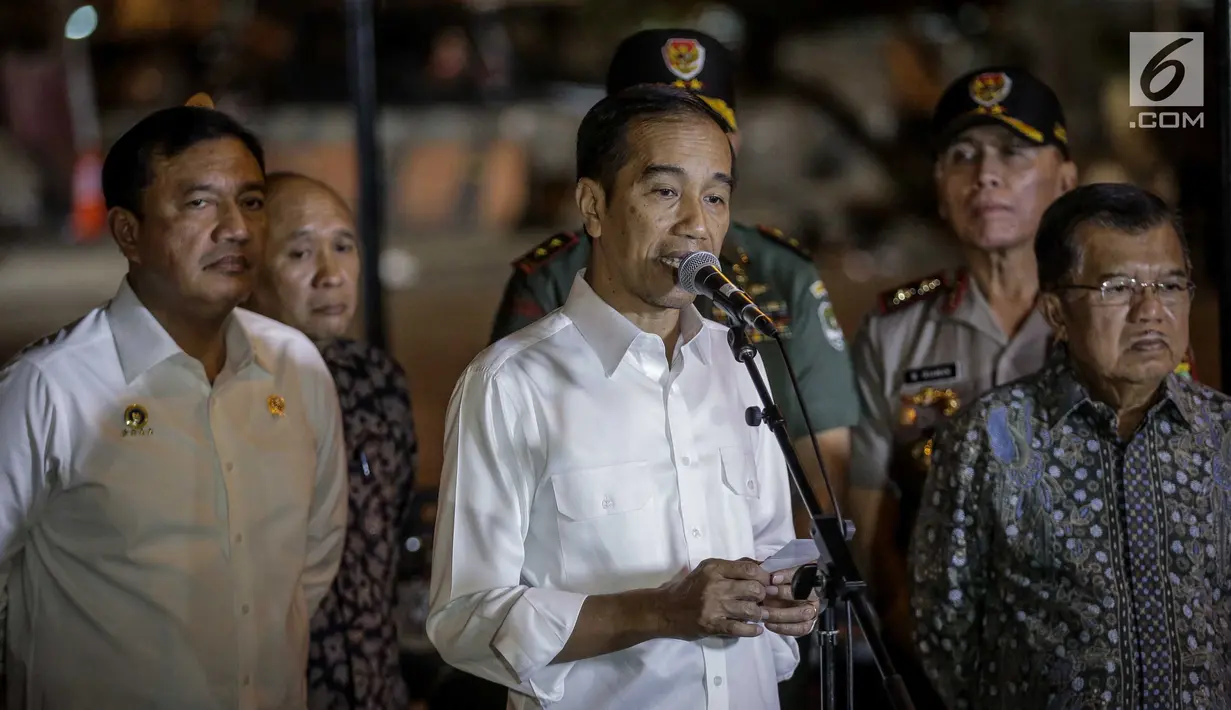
[720,446,760,499]
[718,447,759,554]
[551,462,670,590]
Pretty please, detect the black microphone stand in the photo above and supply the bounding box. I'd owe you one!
[726,325,915,710]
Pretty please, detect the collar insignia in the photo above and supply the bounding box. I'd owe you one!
[123,403,152,437]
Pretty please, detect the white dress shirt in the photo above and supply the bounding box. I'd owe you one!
[0,278,348,710]
[429,272,799,710]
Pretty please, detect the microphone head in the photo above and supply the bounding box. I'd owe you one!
[676,251,721,295]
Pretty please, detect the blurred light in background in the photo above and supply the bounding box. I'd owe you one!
[380,247,421,290]
[634,4,745,49]
[65,5,99,41]
[694,5,745,48]
[130,66,165,103]
[912,12,960,45]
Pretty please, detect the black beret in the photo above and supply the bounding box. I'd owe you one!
[606,29,737,130]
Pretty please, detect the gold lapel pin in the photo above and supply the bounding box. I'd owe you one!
[267,394,286,417]
[124,403,149,431]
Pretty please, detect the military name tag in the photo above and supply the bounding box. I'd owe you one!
[903,363,958,385]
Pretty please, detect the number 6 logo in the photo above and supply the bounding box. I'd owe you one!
[1129,32,1204,108]
[1141,37,1194,102]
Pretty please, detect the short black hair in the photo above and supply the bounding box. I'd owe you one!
[102,106,266,217]
[1036,182,1188,290]
[576,84,735,200]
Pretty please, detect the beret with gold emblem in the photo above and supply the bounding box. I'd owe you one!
[931,67,1069,157]
[605,29,737,131]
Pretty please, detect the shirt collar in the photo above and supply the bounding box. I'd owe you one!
[1041,342,1197,430]
[108,277,271,384]
[562,270,709,377]
[943,269,1051,344]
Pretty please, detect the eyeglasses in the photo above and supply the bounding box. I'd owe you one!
[1056,276,1195,306]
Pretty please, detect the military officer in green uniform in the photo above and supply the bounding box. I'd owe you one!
[491,29,860,517]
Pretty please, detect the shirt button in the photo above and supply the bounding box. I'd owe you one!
[681,456,691,466]
[601,496,614,509]
[234,534,243,544]
[241,604,250,614]
[691,528,702,538]
[225,463,234,472]
[713,676,723,687]
[746,480,755,490]
[242,675,251,686]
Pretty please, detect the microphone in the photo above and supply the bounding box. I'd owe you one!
[676,251,779,339]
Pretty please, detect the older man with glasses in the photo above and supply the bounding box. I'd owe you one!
[909,182,1229,709]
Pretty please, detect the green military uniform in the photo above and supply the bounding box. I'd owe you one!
[491,222,860,439]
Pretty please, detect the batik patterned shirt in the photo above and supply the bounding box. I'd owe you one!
[307,338,417,710]
[910,349,1231,710]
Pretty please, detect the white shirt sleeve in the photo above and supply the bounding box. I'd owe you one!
[749,359,802,681]
[301,361,348,615]
[428,365,586,704]
[0,360,58,676]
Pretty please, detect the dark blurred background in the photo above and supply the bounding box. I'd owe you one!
[0,0,1219,707]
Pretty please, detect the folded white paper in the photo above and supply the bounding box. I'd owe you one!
[760,539,820,574]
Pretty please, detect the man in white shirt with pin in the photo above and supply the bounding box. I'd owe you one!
[0,99,348,709]
[428,85,818,709]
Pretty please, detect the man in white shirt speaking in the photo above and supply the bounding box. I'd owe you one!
[0,102,348,709]
[429,85,818,709]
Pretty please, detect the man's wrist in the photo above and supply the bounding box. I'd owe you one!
[623,587,670,640]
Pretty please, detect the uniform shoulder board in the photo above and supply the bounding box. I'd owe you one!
[876,271,950,315]
[513,231,581,275]
[756,224,812,261]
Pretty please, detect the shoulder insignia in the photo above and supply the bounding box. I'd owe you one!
[513,231,581,275]
[756,224,812,261]
[877,271,950,314]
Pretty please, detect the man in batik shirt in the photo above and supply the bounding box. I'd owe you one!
[910,182,1229,709]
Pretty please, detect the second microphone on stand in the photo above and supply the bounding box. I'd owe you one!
[675,251,779,339]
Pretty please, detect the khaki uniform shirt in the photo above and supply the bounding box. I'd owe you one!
[848,268,1196,550]
[849,270,1052,545]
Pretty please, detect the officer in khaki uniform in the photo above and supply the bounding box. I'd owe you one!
[492,29,860,506]
[848,68,1196,707]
